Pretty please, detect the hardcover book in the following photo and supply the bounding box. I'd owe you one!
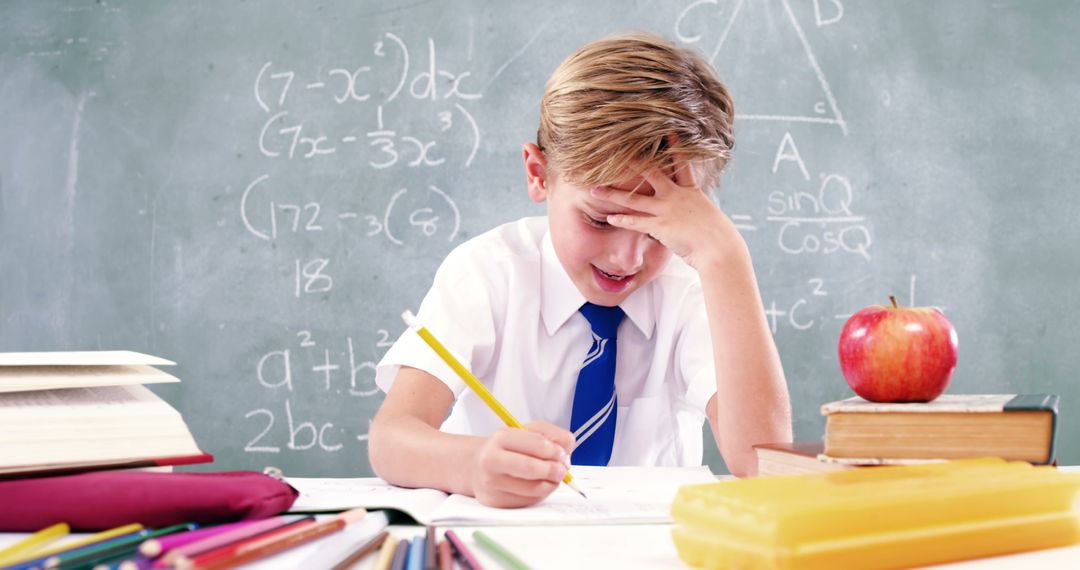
[753,442,854,476]
[0,351,211,477]
[820,394,1058,465]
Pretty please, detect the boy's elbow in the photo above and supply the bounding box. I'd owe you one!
[366,413,394,480]
[721,445,760,478]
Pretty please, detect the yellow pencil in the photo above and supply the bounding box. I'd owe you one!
[402,310,587,499]
[372,534,399,570]
[0,523,143,567]
[0,522,69,566]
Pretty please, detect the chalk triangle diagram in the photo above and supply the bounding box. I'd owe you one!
[684,0,847,135]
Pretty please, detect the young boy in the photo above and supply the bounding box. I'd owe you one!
[370,33,791,508]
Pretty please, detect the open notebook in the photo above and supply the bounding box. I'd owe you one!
[286,466,717,525]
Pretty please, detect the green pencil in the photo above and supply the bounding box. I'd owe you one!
[47,524,196,569]
[472,530,531,570]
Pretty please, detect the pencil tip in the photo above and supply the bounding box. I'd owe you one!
[567,481,588,499]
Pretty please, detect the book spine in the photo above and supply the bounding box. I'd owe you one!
[1005,394,1060,464]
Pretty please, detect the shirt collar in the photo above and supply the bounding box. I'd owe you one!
[540,228,656,339]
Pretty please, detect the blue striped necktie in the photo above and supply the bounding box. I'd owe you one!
[570,302,624,466]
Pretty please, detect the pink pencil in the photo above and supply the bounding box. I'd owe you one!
[140,521,253,558]
[153,516,308,568]
[444,529,484,570]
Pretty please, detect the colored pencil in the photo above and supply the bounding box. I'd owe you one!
[176,522,315,570]
[182,508,366,570]
[390,538,410,570]
[47,524,196,569]
[405,536,425,570]
[472,531,531,570]
[0,523,69,566]
[423,526,437,570]
[114,555,154,570]
[43,530,148,569]
[0,524,144,569]
[158,516,310,568]
[372,535,399,570]
[437,538,453,570]
[328,530,389,570]
[443,530,483,570]
[401,311,587,499]
[140,521,252,558]
[293,510,388,569]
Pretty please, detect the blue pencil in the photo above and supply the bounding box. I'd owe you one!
[406,536,426,570]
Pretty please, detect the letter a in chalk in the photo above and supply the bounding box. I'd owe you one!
[772,131,810,181]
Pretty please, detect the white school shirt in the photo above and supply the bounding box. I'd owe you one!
[375,216,718,466]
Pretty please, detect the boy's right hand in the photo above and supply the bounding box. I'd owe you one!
[470,421,575,508]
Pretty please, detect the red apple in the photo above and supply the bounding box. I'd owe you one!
[838,296,958,402]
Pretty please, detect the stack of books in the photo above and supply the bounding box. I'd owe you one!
[755,394,1059,476]
[0,351,211,478]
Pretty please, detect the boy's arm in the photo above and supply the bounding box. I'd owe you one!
[369,367,477,494]
[594,161,792,477]
[698,242,792,477]
[369,366,574,506]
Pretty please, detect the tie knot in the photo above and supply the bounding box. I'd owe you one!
[579,302,624,339]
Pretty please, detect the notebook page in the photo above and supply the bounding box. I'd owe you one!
[287,477,449,523]
[430,465,717,525]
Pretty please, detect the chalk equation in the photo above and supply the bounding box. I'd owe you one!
[763,274,924,334]
[726,131,873,261]
[252,34,482,168]
[239,33,486,457]
[243,329,393,454]
[240,174,461,245]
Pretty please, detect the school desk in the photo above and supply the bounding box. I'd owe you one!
[5,524,1077,569]
[3,468,1080,569]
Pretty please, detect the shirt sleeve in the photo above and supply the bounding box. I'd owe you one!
[375,244,500,398]
[675,284,718,417]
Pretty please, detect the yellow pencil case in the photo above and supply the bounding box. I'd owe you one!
[671,458,1080,570]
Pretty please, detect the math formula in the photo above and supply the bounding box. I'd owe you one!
[239,33,481,458]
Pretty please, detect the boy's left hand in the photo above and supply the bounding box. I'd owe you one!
[593,159,744,272]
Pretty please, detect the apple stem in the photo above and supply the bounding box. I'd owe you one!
[889,295,899,308]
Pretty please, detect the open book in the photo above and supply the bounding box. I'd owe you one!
[0,351,211,477]
[287,466,717,525]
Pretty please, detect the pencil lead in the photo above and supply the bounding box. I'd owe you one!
[567,480,588,499]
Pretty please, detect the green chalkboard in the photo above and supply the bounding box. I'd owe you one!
[3,0,1079,476]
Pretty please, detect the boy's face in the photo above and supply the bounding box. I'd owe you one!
[524,144,673,307]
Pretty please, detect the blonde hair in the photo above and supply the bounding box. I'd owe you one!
[537,32,735,190]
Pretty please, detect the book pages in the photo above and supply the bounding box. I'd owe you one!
[0,351,175,367]
[0,364,179,393]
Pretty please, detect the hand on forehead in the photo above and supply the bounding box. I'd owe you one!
[594,160,678,196]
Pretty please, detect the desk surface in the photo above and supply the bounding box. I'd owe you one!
[5,467,1080,569]
[216,525,1080,569]
[5,525,1079,569]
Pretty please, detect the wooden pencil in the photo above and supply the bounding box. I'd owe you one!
[473,531,530,570]
[372,535,399,570]
[329,530,389,570]
[48,525,195,569]
[443,530,483,570]
[160,516,310,568]
[390,538,410,570]
[140,521,251,558]
[0,523,69,566]
[0,524,144,568]
[184,508,366,570]
[174,521,317,570]
[437,538,453,570]
[424,526,437,570]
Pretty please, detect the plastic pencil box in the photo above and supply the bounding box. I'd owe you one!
[671,458,1080,569]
